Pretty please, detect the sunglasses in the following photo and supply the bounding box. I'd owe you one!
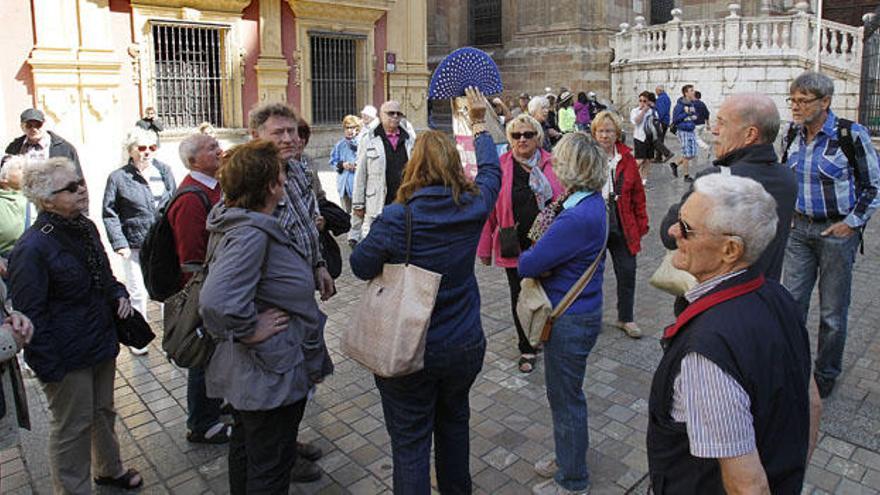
[137,144,158,152]
[24,121,43,130]
[385,111,404,118]
[677,217,696,239]
[511,131,538,140]
[52,178,86,195]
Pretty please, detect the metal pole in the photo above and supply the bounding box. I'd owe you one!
[815,0,824,70]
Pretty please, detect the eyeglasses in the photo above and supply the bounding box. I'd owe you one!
[385,111,404,118]
[785,96,822,107]
[51,178,86,195]
[511,131,538,140]
[24,121,43,130]
[678,217,697,239]
[137,144,158,152]
[344,125,359,130]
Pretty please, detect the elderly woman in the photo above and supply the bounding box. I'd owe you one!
[528,95,560,151]
[200,140,331,494]
[592,111,649,338]
[9,157,142,492]
[0,284,33,452]
[0,155,28,262]
[648,174,820,494]
[518,133,607,495]
[478,113,564,373]
[102,127,176,355]
[329,115,361,214]
[350,88,500,494]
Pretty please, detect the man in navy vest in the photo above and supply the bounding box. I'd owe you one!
[648,174,821,494]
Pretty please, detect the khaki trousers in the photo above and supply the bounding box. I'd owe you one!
[41,359,123,495]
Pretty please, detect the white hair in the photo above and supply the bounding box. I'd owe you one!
[527,96,549,116]
[0,155,26,182]
[179,133,214,169]
[123,127,157,152]
[693,174,778,264]
[21,157,77,208]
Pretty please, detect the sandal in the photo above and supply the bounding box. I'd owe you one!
[518,354,537,374]
[94,468,143,490]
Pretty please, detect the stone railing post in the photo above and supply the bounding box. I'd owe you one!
[667,8,682,56]
[724,4,741,52]
[615,23,630,62]
[791,2,811,56]
[631,17,643,58]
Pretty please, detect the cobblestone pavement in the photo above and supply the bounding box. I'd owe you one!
[2,142,880,494]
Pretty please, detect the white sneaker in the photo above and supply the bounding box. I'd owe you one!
[129,346,149,356]
[534,458,558,478]
[532,478,590,495]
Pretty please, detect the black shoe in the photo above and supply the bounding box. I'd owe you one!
[297,441,323,461]
[664,152,676,163]
[683,175,694,183]
[815,375,835,398]
[187,423,231,444]
[670,163,679,177]
[291,457,322,483]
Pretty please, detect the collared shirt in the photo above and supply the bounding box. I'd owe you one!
[785,110,880,227]
[386,129,401,150]
[672,268,755,459]
[190,170,219,190]
[563,190,594,209]
[20,133,51,163]
[276,158,322,268]
[602,147,622,200]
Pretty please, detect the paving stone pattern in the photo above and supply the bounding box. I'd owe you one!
[2,140,879,494]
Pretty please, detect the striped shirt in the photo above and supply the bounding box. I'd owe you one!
[276,157,322,268]
[672,269,756,459]
[784,110,880,228]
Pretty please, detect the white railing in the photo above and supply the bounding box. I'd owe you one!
[613,3,864,76]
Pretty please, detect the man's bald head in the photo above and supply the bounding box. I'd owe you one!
[712,93,781,159]
[655,85,665,94]
[380,100,403,133]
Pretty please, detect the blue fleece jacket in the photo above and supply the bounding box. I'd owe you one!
[673,97,697,132]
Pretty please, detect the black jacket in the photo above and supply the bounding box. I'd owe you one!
[102,160,176,250]
[660,143,797,281]
[4,131,82,175]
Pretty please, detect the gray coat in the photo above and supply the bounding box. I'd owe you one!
[199,205,332,411]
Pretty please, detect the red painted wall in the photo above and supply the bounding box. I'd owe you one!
[281,3,301,110]
[373,13,387,107]
[241,0,260,120]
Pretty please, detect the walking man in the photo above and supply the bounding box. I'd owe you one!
[672,85,699,181]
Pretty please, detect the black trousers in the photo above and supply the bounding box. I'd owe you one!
[505,267,537,354]
[654,123,672,160]
[228,398,307,495]
[607,231,637,323]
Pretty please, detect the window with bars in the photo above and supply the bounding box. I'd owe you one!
[469,0,501,46]
[311,33,365,125]
[152,23,228,129]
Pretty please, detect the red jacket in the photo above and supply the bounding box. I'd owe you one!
[477,149,565,268]
[613,142,649,255]
[166,174,222,286]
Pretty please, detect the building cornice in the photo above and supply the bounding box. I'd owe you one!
[130,0,250,14]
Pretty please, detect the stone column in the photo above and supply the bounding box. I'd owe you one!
[667,9,682,56]
[724,5,742,52]
[386,0,430,127]
[255,0,291,104]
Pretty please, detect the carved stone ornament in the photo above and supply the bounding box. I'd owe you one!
[85,90,118,121]
[288,0,388,25]
[129,0,249,13]
[39,90,77,124]
[291,50,304,87]
[128,44,142,84]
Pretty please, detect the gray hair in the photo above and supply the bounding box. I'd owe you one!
[693,174,778,265]
[123,127,157,152]
[0,155,26,182]
[790,71,834,99]
[248,102,298,131]
[729,93,780,144]
[527,96,549,116]
[505,114,544,148]
[552,132,607,192]
[179,133,214,169]
[21,157,77,208]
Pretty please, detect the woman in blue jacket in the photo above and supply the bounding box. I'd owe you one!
[518,133,608,495]
[350,88,500,494]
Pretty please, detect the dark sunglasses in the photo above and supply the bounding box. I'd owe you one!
[137,144,158,152]
[24,121,43,130]
[52,178,86,195]
[385,111,404,118]
[677,217,697,239]
[511,131,538,140]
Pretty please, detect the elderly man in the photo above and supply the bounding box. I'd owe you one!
[247,102,330,482]
[166,134,228,445]
[781,71,880,398]
[661,93,797,283]
[649,174,821,494]
[352,100,416,236]
[5,108,81,175]
[135,106,164,144]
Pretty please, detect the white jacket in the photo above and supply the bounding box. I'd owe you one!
[352,118,417,224]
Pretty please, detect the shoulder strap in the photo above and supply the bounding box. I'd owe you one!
[549,209,610,320]
[781,122,799,164]
[404,204,413,265]
[168,186,211,213]
[837,119,858,170]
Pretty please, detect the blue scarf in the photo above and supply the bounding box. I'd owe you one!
[521,151,554,210]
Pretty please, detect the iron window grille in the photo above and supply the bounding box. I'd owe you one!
[310,33,367,125]
[151,22,230,129]
[860,7,880,136]
[469,0,502,46]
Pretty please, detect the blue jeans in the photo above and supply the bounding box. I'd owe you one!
[783,216,860,382]
[187,366,223,434]
[544,309,602,492]
[374,338,486,495]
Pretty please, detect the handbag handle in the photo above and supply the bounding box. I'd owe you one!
[404,204,413,266]
[549,210,610,320]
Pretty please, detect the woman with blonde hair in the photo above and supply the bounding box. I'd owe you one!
[477,113,565,373]
[518,132,608,495]
[329,114,361,215]
[350,88,500,494]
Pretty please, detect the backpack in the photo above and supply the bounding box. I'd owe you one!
[139,186,211,302]
[781,118,857,168]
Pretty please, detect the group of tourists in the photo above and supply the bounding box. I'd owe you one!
[0,68,877,495]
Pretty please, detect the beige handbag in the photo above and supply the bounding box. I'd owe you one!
[342,206,442,378]
[516,215,608,347]
[649,250,697,296]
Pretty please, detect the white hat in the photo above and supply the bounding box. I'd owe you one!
[361,105,378,119]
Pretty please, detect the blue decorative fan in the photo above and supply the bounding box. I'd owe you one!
[428,47,503,100]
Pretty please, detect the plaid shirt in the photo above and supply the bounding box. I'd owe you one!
[276,157,322,268]
[785,110,880,228]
